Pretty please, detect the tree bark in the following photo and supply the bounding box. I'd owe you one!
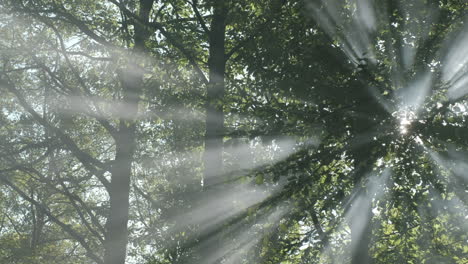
[197,2,228,262]
[204,0,227,187]
[103,1,153,263]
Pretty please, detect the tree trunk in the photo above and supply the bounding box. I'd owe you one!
[103,1,153,263]
[204,0,227,187]
[197,2,228,262]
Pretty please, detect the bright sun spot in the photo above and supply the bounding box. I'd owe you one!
[399,117,411,134]
[393,109,416,135]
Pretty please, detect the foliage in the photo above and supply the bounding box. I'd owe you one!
[0,0,467,263]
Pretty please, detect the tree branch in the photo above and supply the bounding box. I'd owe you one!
[0,77,111,190]
[107,0,209,84]
[63,51,113,62]
[43,19,119,139]
[190,0,210,36]
[0,175,104,264]
[225,1,287,61]
[225,33,256,61]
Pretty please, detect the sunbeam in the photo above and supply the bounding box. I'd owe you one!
[167,182,284,237]
[197,204,289,264]
[306,0,377,65]
[428,148,468,186]
[320,168,391,263]
[396,72,432,115]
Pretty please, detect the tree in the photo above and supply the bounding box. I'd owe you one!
[1,0,154,263]
[1,0,468,263]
